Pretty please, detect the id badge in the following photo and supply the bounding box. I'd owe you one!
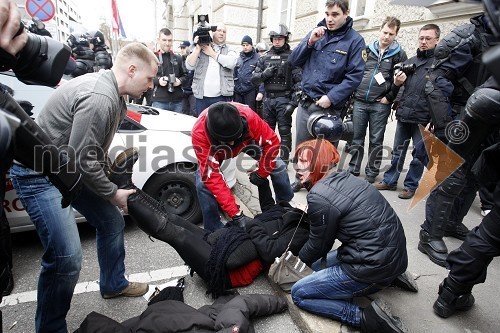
[374,72,385,85]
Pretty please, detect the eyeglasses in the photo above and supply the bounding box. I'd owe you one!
[418,36,437,42]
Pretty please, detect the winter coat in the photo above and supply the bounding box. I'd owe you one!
[192,102,280,217]
[354,40,407,103]
[395,49,435,124]
[152,51,187,103]
[234,49,260,94]
[246,202,310,264]
[289,17,366,109]
[299,170,408,286]
[74,294,288,333]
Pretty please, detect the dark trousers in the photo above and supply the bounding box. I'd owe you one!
[234,89,257,112]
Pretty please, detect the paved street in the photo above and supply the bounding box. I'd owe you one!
[2,117,499,333]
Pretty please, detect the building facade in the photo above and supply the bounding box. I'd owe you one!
[165,0,483,55]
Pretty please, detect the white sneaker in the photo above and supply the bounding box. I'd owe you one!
[481,209,491,217]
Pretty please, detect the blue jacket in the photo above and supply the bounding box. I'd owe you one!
[234,49,260,94]
[289,17,366,109]
[354,40,407,103]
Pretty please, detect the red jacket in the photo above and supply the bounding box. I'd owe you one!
[192,102,280,217]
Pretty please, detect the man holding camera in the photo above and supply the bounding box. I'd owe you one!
[347,16,407,184]
[374,24,440,199]
[152,28,186,113]
[186,22,238,116]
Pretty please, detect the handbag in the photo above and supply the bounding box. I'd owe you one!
[268,211,313,292]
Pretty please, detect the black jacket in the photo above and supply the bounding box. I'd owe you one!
[395,49,435,124]
[74,294,287,333]
[246,203,309,264]
[354,40,407,103]
[299,171,408,286]
[152,51,186,103]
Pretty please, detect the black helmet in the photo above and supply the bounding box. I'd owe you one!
[268,24,291,42]
[89,30,106,47]
[306,112,353,142]
[68,32,90,48]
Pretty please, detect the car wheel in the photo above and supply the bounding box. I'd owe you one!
[142,165,202,224]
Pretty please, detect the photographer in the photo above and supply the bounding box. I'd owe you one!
[151,28,186,113]
[374,24,441,200]
[186,20,238,116]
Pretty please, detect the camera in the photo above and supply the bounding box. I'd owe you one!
[1,23,71,87]
[394,63,416,75]
[193,14,217,45]
[162,74,176,93]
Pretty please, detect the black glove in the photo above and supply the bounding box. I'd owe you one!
[231,212,253,230]
[284,101,298,117]
[249,171,267,187]
[47,151,83,208]
[261,65,276,80]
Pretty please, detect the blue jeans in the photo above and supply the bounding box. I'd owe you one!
[196,158,292,231]
[10,164,128,333]
[152,100,183,113]
[195,96,233,116]
[291,250,382,326]
[382,121,425,191]
[348,100,391,177]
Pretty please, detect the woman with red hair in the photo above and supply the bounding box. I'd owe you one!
[290,139,410,333]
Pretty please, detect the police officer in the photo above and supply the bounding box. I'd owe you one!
[67,32,95,78]
[419,14,498,266]
[89,30,113,71]
[431,0,500,319]
[251,24,302,165]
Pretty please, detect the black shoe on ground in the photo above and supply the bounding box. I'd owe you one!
[443,222,470,240]
[390,271,418,292]
[1,268,14,297]
[361,299,408,333]
[348,170,360,177]
[417,229,448,267]
[365,176,376,184]
[433,277,475,318]
[291,180,302,193]
[108,147,139,189]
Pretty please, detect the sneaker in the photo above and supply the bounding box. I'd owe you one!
[374,182,397,191]
[102,281,149,299]
[291,180,303,193]
[365,176,376,184]
[398,189,415,199]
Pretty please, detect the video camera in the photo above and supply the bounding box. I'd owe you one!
[0,22,71,87]
[193,14,217,45]
[394,62,416,75]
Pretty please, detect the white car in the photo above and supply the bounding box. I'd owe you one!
[3,72,237,232]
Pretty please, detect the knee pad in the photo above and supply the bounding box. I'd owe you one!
[465,87,500,125]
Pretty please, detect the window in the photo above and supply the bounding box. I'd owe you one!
[280,0,294,29]
[350,0,366,17]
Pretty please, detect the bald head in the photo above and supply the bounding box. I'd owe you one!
[112,42,159,98]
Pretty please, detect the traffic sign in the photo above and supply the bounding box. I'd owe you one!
[25,0,55,22]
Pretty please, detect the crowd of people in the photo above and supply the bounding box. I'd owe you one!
[1,0,500,332]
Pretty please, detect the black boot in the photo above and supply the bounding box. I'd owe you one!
[127,189,212,281]
[443,222,470,240]
[127,189,182,242]
[433,277,475,318]
[108,147,139,189]
[280,133,292,166]
[418,229,448,267]
[360,299,407,333]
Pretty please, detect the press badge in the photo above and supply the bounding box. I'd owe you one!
[374,72,385,85]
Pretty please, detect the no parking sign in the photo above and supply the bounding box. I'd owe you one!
[25,0,55,22]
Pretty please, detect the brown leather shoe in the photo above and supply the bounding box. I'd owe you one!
[103,281,149,299]
[398,189,415,199]
[374,182,396,191]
